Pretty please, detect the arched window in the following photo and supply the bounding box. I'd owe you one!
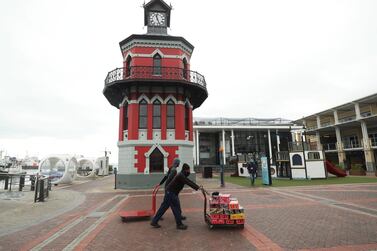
[185,102,190,131]
[153,99,161,129]
[292,154,303,166]
[182,58,188,79]
[139,99,148,129]
[150,148,164,173]
[123,103,128,130]
[167,99,175,129]
[153,54,161,75]
[125,56,132,77]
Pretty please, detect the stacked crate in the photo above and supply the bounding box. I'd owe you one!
[208,193,245,225]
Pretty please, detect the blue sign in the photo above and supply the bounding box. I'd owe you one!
[261,157,271,185]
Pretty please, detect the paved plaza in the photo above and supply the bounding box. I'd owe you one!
[1,175,377,251]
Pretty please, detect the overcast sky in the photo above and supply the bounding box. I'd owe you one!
[1,0,377,162]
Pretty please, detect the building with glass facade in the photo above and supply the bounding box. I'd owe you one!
[193,117,302,168]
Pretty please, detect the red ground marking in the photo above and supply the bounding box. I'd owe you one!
[241,224,283,251]
[73,197,131,251]
[298,243,377,251]
[19,195,118,251]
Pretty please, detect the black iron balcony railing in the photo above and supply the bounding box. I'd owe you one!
[105,66,206,88]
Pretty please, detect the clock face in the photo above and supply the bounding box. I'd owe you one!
[149,12,166,26]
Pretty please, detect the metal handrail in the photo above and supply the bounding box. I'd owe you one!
[105,66,206,88]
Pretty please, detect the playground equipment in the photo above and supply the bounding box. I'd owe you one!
[39,155,77,184]
[289,142,326,179]
[325,160,347,177]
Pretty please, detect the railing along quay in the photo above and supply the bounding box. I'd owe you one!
[105,66,206,88]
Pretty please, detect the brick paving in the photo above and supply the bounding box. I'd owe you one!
[0,175,376,251]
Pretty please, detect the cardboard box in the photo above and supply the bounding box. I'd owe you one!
[219,194,231,204]
[229,200,239,210]
[226,219,234,224]
[219,214,229,219]
[209,214,220,219]
[236,219,245,224]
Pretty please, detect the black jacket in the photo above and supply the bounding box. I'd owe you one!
[166,171,200,195]
[159,167,177,188]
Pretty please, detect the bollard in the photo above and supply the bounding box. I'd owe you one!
[220,165,225,187]
[30,175,35,191]
[4,176,9,190]
[39,179,45,202]
[114,168,117,190]
[19,175,25,191]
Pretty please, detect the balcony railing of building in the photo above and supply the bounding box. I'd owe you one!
[289,142,320,152]
[193,117,293,126]
[306,125,317,131]
[338,116,356,123]
[323,143,337,151]
[321,122,333,127]
[276,151,290,161]
[104,66,206,88]
[342,140,363,149]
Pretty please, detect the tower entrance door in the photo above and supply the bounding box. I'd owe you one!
[150,148,164,173]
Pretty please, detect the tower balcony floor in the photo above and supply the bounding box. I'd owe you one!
[103,66,207,109]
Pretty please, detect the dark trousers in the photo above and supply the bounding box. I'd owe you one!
[152,191,183,226]
[165,190,182,216]
[250,172,256,186]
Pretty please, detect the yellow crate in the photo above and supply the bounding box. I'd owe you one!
[230,213,245,220]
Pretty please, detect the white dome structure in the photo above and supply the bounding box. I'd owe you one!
[76,158,98,178]
[39,155,78,184]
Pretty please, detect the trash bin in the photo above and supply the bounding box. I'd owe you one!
[202,166,212,178]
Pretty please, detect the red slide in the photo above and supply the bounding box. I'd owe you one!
[325,160,347,177]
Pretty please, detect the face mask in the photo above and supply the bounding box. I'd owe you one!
[184,170,190,177]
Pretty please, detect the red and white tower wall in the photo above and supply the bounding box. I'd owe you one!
[103,0,207,189]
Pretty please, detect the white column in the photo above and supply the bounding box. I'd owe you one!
[231,130,235,156]
[316,132,322,150]
[333,110,339,124]
[195,130,200,165]
[354,102,361,120]
[276,130,280,152]
[268,129,273,164]
[316,116,321,129]
[360,121,370,149]
[222,129,226,165]
[335,126,342,150]
[193,129,197,165]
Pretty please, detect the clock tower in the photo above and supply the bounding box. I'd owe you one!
[144,0,171,34]
[103,0,208,189]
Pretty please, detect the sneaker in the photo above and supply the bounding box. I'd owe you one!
[150,222,161,228]
[176,224,188,230]
[181,216,187,220]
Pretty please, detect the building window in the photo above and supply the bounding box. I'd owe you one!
[150,148,164,173]
[153,99,161,129]
[167,99,175,129]
[292,154,303,166]
[307,152,320,160]
[125,56,132,77]
[369,132,377,147]
[153,54,161,75]
[182,58,188,79]
[185,102,190,131]
[123,103,128,130]
[139,99,148,129]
